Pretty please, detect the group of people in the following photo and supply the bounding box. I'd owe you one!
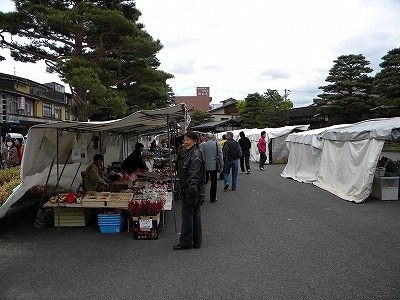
[81,131,267,251]
[173,130,268,251]
[83,142,149,192]
[1,136,24,169]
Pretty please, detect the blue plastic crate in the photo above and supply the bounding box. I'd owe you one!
[99,221,124,234]
[98,214,123,220]
[98,213,125,233]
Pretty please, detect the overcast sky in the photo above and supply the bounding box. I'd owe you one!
[1,0,400,107]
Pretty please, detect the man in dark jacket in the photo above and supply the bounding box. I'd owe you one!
[173,131,206,250]
[222,132,242,191]
[238,131,251,174]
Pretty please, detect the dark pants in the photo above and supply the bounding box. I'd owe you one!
[205,170,218,202]
[259,151,267,168]
[240,154,251,172]
[180,195,202,248]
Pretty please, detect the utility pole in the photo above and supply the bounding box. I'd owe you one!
[284,89,291,101]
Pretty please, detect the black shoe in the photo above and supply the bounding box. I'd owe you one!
[193,244,201,249]
[210,199,217,203]
[173,244,192,250]
[224,183,229,191]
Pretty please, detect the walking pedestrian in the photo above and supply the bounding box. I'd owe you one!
[257,131,267,170]
[173,131,206,250]
[1,138,19,169]
[218,134,227,180]
[222,132,242,191]
[199,132,223,203]
[238,131,251,174]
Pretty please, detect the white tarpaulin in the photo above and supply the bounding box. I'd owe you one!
[281,124,349,182]
[314,139,384,202]
[282,117,400,203]
[0,104,188,218]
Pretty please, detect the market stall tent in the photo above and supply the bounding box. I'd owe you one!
[281,117,400,203]
[0,104,188,218]
[281,124,350,183]
[215,125,310,164]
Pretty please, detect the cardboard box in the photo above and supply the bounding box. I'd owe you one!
[108,180,133,192]
[132,214,160,240]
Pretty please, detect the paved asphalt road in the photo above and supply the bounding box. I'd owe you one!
[1,163,400,300]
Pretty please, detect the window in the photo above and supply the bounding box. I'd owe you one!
[43,103,52,118]
[54,106,61,120]
[25,100,33,116]
[65,109,70,121]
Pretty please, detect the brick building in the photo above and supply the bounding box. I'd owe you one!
[175,87,212,112]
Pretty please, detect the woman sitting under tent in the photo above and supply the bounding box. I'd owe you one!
[83,154,110,191]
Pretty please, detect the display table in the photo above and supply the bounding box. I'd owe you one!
[43,191,173,230]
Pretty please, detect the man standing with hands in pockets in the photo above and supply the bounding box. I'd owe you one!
[200,132,223,203]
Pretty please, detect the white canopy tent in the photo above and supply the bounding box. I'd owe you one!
[281,124,350,183]
[281,117,400,203]
[215,125,310,163]
[0,104,189,218]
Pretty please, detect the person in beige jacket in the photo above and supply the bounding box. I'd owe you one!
[83,154,110,191]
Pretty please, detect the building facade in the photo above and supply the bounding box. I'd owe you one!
[0,72,75,136]
[208,98,240,122]
[175,87,212,112]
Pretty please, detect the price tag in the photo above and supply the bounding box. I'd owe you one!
[139,219,153,229]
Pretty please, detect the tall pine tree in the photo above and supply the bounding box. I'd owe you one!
[0,0,173,120]
[314,54,375,124]
[374,47,400,107]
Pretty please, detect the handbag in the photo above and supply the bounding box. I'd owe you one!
[215,141,222,171]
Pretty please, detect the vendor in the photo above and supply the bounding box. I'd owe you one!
[83,154,110,191]
[121,142,148,177]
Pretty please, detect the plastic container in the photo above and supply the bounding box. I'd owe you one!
[98,213,125,233]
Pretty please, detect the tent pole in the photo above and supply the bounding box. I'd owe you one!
[56,129,61,234]
[166,115,177,233]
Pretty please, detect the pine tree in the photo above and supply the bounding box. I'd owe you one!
[0,1,173,120]
[374,47,400,107]
[314,54,375,124]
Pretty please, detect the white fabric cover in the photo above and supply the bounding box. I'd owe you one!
[314,139,384,203]
[282,124,350,182]
[282,117,399,203]
[281,141,322,182]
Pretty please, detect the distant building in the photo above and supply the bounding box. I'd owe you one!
[0,72,75,136]
[286,104,328,129]
[208,98,240,122]
[175,87,212,112]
